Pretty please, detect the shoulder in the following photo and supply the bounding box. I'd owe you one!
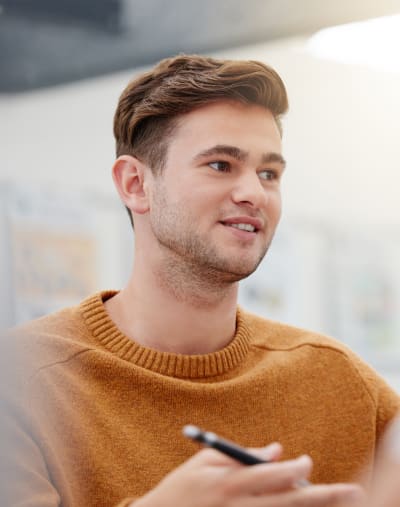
[241,308,400,416]
[241,308,351,353]
[0,293,103,381]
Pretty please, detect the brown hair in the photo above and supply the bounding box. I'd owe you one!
[113,54,288,225]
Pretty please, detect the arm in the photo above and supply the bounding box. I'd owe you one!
[0,400,61,506]
[0,401,142,507]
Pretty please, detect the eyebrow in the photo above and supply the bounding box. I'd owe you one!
[193,144,286,168]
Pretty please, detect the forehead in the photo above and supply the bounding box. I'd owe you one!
[169,100,282,155]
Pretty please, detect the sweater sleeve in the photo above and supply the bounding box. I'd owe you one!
[0,403,61,506]
[0,359,55,505]
[0,397,142,507]
[343,347,400,439]
[0,420,138,507]
[0,331,62,506]
[0,333,142,507]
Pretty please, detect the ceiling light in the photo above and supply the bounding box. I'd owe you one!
[307,14,400,73]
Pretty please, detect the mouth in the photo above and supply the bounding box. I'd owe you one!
[221,222,257,233]
[219,216,262,234]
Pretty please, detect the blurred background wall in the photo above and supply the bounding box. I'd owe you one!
[1,0,399,389]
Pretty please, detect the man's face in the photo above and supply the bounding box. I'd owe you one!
[147,100,285,283]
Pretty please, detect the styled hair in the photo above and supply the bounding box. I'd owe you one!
[113,54,289,226]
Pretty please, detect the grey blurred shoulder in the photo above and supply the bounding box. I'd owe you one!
[0,303,93,380]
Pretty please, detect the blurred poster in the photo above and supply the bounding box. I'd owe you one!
[6,183,97,324]
[238,219,400,374]
[327,230,400,364]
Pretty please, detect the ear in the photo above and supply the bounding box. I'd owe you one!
[112,155,150,215]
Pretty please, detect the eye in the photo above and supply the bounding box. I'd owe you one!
[259,169,278,181]
[209,161,231,172]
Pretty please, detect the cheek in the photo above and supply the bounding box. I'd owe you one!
[267,192,282,222]
[179,193,224,230]
[185,186,221,211]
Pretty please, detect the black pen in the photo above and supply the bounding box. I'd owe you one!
[183,424,267,465]
[183,424,310,487]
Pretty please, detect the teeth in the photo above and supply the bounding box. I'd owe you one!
[229,223,256,232]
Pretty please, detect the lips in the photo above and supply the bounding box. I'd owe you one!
[220,216,263,233]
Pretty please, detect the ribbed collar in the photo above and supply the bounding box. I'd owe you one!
[80,291,252,379]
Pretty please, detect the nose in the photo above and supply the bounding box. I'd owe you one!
[230,171,268,209]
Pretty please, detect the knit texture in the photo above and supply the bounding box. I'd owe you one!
[1,290,399,507]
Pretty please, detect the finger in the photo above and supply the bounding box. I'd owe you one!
[223,455,312,495]
[248,442,283,462]
[188,447,242,467]
[248,483,365,507]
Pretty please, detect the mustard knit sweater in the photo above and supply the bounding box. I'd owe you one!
[1,291,399,507]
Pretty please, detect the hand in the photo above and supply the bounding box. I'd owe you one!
[366,417,400,507]
[133,443,364,507]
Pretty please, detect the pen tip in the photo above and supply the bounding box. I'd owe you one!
[183,424,202,440]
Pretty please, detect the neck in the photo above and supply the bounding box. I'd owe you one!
[105,254,239,355]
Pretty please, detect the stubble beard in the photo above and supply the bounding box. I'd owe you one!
[150,193,271,294]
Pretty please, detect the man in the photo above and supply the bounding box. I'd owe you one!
[1,54,399,507]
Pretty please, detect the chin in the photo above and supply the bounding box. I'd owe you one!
[212,259,261,283]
